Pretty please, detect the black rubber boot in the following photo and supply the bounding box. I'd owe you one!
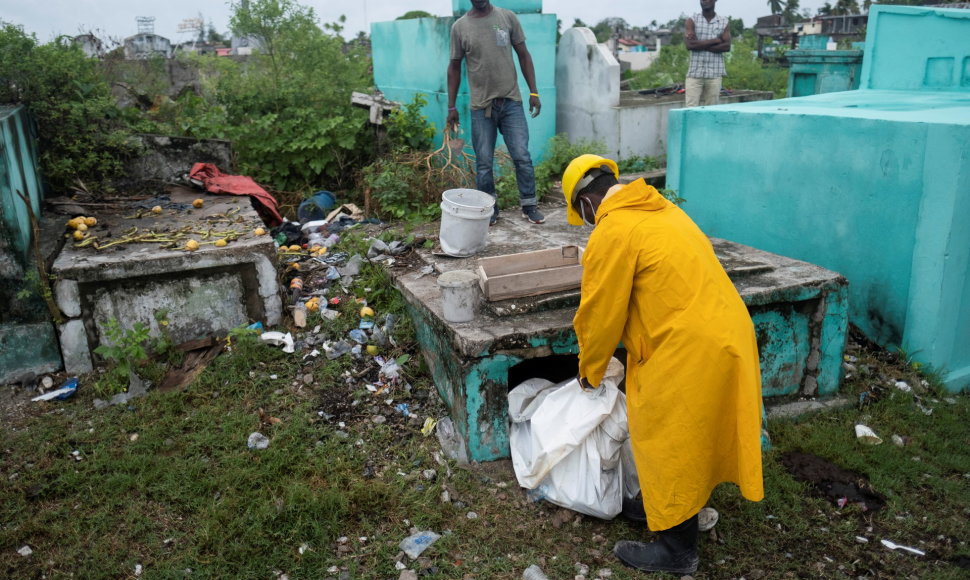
[614,514,700,574]
[621,495,647,524]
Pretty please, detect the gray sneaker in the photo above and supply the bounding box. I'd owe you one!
[522,206,545,224]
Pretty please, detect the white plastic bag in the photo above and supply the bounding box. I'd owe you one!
[509,358,640,519]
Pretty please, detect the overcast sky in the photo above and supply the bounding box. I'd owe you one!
[4,0,831,43]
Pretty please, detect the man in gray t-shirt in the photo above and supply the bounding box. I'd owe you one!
[447,0,545,225]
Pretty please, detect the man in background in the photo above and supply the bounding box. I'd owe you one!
[685,0,731,107]
[446,0,545,225]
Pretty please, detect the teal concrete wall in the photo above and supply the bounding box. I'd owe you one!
[453,0,542,14]
[860,5,970,91]
[667,5,970,392]
[0,322,61,383]
[786,50,862,97]
[371,12,558,162]
[0,105,44,262]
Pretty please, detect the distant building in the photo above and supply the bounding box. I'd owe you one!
[124,33,173,59]
[72,34,104,58]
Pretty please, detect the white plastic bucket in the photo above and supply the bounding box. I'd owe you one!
[438,270,481,323]
[439,189,495,257]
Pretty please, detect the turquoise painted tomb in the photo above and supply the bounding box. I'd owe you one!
[391,208,848,462]
[667,5,970,392]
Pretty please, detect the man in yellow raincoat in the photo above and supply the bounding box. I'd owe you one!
[562,154,764,575]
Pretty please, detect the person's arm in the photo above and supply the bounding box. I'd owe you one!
[684,18,725,52]
[708,24,732,53]
[446,58,462,130]
[512,41,540,118]
[574,230,636,389]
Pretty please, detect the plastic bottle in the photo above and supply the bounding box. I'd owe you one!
[522,564,550,580]
[307,231,327,248]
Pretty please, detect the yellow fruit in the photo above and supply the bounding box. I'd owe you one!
[366,345,379,355]
[72,230,85,240]
[288,245,302,252]
[84,217,97,227]
[151,206,162,214]
[360,306,375,318]
[214,239,227,247]
[192,199,204,208]
[75,223,88,232]
[254,227,266,236]
[186,239,200,251]
[67,218,82,230]
[305,298,320,312]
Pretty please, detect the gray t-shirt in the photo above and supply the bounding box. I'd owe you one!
[450,7,525,110]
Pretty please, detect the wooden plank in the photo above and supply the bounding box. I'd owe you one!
[483,264,583,301]
[478,245,582,277]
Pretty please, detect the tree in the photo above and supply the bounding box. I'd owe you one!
[782,0,801,24]
[207,24,225,44]
[397,11,433,20]
[0,23,133,191]
[188,0,374,190]
[591,17,629,43]
[768,0,785,16]
[830,0,861,14]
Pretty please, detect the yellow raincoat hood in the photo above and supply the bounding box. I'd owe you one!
[574,179,764,530]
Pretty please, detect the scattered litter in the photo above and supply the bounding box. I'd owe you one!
[855,424,883,445]
[414,265,435,279]
[17,545,32,557]
[380,359,401,380]
[894,380,912,392]
[915,400,934,416]
[261,332,295,353]
[338,254,364,277]
[399,530,440,559]
[348,329,368,344]
[323,340,351,360]
[395,403,410,417]
[698,506,719,532]
[292,303,307,328]
[31,377,79,402]
[247,432,270,450]
[880,539,925,556]
[856,536,869,543]
[421,417,438,436]
[298,543,309,555]
[892,434,908,447]
[135,563,143,576]
[466,511,478,519]
[522,564,550,580]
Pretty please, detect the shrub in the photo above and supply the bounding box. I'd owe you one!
[0,24,135,192]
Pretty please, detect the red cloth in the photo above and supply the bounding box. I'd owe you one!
[188,163,283,227]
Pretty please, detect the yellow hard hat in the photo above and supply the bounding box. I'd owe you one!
[561,154,619,226]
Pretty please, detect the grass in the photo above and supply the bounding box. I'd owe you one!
[2,230,968,579]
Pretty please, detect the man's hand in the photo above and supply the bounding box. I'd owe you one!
[446,109,460,131]
[579,376,597,391]
[529,95,541,118]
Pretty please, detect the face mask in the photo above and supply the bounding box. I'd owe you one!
[575,191,605,226]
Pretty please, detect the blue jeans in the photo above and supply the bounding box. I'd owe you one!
[470,98,537,209]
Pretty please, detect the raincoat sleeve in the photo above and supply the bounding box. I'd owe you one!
[574,228,635,387]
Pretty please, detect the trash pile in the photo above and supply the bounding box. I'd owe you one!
[247,195,433,440]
